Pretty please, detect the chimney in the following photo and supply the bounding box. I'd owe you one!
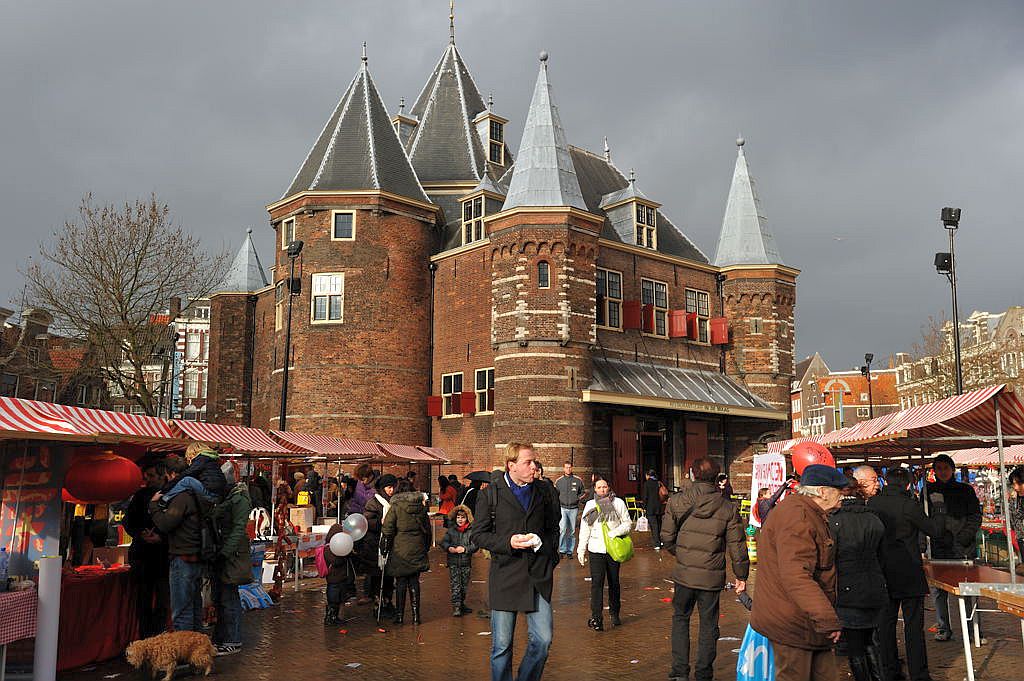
[169,297,182,320]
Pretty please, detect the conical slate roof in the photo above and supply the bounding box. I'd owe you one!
[714,138,784,267]
[283,54,428,203]
[218,229,269,293]
[407,43,492,183]
[502,53,587,212]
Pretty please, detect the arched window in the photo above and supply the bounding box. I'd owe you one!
[537,261,550,289]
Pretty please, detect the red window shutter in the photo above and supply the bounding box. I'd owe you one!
[710,317,729,345]
[426,396,443,417]
[686,312,699,340]
[459,391,477,415]
[668,310,688,338]
[641,304,655,333]
[622,300,642,330]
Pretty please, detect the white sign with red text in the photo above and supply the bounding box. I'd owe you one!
[748,453,787,527]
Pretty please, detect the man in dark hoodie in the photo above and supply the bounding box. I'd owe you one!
[123,457,170,638]
[661,457,749,681]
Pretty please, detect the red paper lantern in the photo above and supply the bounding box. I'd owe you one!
[790,441,835,475]
[61,488,88,504]
[64,451,143,504]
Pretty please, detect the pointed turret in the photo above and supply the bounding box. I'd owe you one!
[217,229,269,293]
[283,49,428,204]
[407,42,497,182]
[713,138,784,267]
[502,53,587,211]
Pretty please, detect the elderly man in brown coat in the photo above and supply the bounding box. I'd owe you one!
[751,464,848,681]
[662,457,749,681]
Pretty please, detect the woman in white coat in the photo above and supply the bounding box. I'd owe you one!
[577,477,632,631]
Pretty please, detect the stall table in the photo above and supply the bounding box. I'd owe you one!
[58,566,138,672]
[924,560,1024,681]
[0,589,37,681]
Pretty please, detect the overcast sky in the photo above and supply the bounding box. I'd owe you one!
[2,1,1021,369]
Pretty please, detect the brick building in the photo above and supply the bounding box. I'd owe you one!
[790,352,899,437]
[206,33,800,493]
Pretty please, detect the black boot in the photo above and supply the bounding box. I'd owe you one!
[410,579,422,625]
[393,582,406,625]
[323,604,339,626]
[849,656,872,681]
[865,644,888,681]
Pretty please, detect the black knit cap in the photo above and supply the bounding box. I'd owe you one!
[376,474,398,490]
[933,453,956,468]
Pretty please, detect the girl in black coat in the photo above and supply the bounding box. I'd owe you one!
[831,482,887,681]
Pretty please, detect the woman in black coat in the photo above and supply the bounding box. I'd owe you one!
[381,480,431,625]
[831,482,888,681]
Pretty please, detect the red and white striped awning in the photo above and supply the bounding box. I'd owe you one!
[30,402,182,446]
[269,431,375,460]
[0,397,91,440]
[874,384,1009,440]
[949,445,1024,467]
[417,446,457,463]
[765,436,820,454]
[172,420,293,457]
[373,442,443,463]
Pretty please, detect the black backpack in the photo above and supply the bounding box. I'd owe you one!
[192,493,222,563]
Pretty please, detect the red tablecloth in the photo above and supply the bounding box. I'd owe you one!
[0,589,37,645]
[57,568,138,671]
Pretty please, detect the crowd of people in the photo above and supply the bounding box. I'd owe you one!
[111,437,1024,681]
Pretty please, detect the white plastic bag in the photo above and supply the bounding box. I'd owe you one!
[634,513,650,532]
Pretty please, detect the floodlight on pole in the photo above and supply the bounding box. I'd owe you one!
[935,208,963,395]
[860,353,874,419]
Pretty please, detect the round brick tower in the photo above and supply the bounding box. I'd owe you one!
[262,54,438,444]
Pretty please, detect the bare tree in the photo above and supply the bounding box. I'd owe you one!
[24,194,229,415]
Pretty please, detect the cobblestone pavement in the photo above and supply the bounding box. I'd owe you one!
[63,540,1024,681]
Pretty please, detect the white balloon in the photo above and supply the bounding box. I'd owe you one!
[342,513,368,541]
[329,531,354,557]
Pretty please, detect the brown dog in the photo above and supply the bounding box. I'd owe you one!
[125,631,215,681]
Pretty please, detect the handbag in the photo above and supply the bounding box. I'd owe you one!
[736,624,775,681]
[601,520,634,563]
[634,513,650,533]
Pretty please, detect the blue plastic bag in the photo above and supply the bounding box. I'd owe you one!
[736,623,775,681]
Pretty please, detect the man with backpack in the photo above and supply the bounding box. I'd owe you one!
[149,456,209,632]
[211,462,252,655]
[642,470,667,550]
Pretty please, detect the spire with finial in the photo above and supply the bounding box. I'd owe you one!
[449,0,455,44]
[629,168,636,184]
[603,136,611,163]
[361,41,367,64]
[714,137,784,267]
[399,97,405,115]
[487,93,494,111]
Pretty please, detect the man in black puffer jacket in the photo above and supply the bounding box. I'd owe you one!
[926,453,982,643]
[661,457,749,681]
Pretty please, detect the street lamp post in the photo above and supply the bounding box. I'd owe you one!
[279,240,304,431]
[860,352,874,419]
[934,207,963,395]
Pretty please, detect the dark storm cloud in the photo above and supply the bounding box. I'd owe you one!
[2,1,1022,368]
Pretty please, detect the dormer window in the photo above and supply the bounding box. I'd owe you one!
[461,196,485,245]
[489,120,504,164]
[635,204,657,249]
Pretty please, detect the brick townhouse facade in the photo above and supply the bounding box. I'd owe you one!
[206,31,800,494]
[790,352,899,437]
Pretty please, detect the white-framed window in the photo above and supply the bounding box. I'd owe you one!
[634,203,657,249]
[331,210,355,241]
[475,368,495,413]
[641,278,668,337]
[1,373,18,397]
[186,332,201,360]
[441,372,463,417]
[281,217,296,249]
[193,306,210,320]
[76,385,87,405]
[537,261,550,289]
[33,380,55,401]
[749,318,763,335]
[275,281,286,331]
[857,407,871,418]
[183,405,198,421]
[488,120,504,164]
[685,288,710,343]
[183,370,199,398]
[130,405,146,416]
[199,370,207,399]
[461,195,485,245]
[596,268,623,329]
[311,273,344,324]
[792,417,801,432]
[27,347,40,363]
[793,398,801,413]
[225,397,237,412]
[860,392,869,401]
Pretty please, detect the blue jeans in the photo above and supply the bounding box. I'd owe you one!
[169,557,204,632]
[491,593,553,681]
[933,587,982,638]
[558,507,578,554]
[163,476,219,504]
[212,574,242,646]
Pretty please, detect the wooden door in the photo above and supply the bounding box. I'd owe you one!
[611,415,637,495]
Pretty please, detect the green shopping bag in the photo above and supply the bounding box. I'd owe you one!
[601,521,634,563]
